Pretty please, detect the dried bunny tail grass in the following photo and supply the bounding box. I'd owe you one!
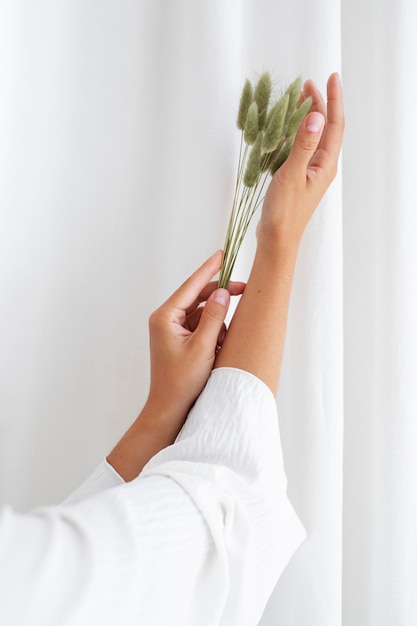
[253,72,272,130]
[269,137,295,175]
[244,101,259,145]
[260,140,284,172]
[285,76,303,116]
[244,133,263,187]
[219,71,309,288]
[236,79,254,130]
[262,93,289,153]
[286,96,313,136]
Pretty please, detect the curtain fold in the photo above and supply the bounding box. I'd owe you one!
[342,0,417,623]
[0,1,416,624]
[240,3,344,624]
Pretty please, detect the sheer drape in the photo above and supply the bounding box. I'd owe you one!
[0,1,416,625]
[342,0,417,623]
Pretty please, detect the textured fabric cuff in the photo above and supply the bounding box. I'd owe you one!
[63,459,125,505]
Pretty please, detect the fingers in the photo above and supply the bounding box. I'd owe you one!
[186,280,245,316]
[217,323,227,348]
[162,251,245,332]
[326,73,345,139]
[308,73,344,175]
[165,250,223,314]
[302,79,327,120]
[191,288,231,352]
[283,110,325,175]
[283,73,344,181]
[184,280,245,332]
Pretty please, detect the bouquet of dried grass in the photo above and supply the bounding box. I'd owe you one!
[218,72,312,288]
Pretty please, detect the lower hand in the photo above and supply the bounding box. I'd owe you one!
[146,250,245,430]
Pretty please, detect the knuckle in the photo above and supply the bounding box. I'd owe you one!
[148,308,163,330]
[298,136,319,153]
[204,303,224,323]
[325,160,339,181]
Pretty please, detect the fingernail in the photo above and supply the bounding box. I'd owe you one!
[212,289,229,307]
[306,112,324,133]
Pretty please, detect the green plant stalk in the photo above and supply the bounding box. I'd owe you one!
[221,136,248,272]
[219,165,269,288]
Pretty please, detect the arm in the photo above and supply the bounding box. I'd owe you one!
[106,74,344,479]
[215,73,345,393]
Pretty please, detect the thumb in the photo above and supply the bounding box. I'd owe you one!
[193,288,230,351]
[286,111,325,172]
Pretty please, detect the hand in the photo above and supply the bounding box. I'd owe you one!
[146,250,245,428]
[107,251,245,480]
[256,72,345,250]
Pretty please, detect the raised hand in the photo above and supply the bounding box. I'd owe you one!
[257,73,344,249]
[216,73,345,393]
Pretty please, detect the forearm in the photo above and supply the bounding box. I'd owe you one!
[214,241,299,394]
[106,401,182,481]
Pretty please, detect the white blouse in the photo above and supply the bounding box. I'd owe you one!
[0,368,305,625]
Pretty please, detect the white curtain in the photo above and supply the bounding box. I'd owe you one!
[0,1,416,625]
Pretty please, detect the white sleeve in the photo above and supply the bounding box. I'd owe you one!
[63,459,125,505]
[0,368,305,626]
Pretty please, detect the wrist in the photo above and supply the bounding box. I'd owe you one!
[106,399,186,482]
[145,383,194,428]
[141,395,187,439]
[255,232,300,267]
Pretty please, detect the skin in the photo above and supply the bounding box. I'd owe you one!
[107,258,245,481]
[107,73,345,481]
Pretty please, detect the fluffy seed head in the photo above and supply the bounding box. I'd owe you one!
[285,76,303,117]
[244,133,263,187]
[236,79,254,130]
[260,141,284,172]
[286,96,313,136]
[253,72,272,130]
[269,137,295,175]
[262,93,289,153]
[244,101,259,145]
